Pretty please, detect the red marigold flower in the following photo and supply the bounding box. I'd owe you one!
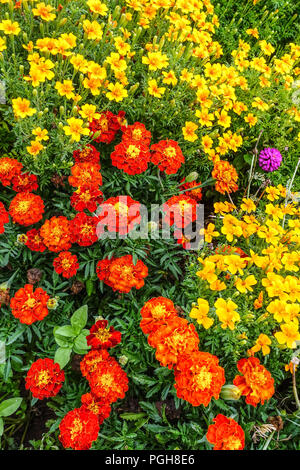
[25,358,65,399]
[97,196,141,235]
[233,357,275,407]
[12,172,38,192]
[25,228,47,252]
[40,216,72,252]
[206,414,245,450]
[96,257,115,285]
[59,407,100,450]
[96,254,148,293]
[9,192,44,226]
[87,320,122,350]
[70,185,104,212]
[140,297,178,334]
[163,194,198,228]
[68,162,102,188]
[111,140,150,175]
[212,160,238,194]
[88,357,129,403]
[174,351,226,406]
[53,251,79,278]
[70,212,99,246]
[0,157,23,186]
[10,284,49,325]
[179,178,203,202]
[173,229,193,250]
[73,144,100,164]
[80,393,111,425]
[121,122,152,146]
[0,201,9,234]
[80,349,112,380]
[151,140,185,174]
[89,110,125,144]
[148,317,199,368]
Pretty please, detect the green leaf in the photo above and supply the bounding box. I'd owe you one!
[74,333,88,351]
[86,280,94,296]
[54,347,72,369]
[70,305,88,332]
[54,325,76,338]
[120,413,146,421]
[0,398,23,417]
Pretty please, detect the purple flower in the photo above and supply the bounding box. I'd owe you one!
[259,147,282,172]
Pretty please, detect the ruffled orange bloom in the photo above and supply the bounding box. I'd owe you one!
[12,172,38,192]
[80,349,112,380]
[148,317,200,368]
[40,216,72,252]
[212,160,238,194]
[97,196,141,235]
[151,139,185,174]
[233,357,275,406]
[68,162,102,188]
[87,320,121,350]
[206,414,245,450]
[0,157,23,186]
[88,357,129,403]
[0,201,9,234]
[96,255,148,293]
[121,121,151,146]
[59,407,100,450]
[111,139,150,175]
[70,212,99,246]
[89,110,125,144]
[70,185,103,212]
[10,284,49,325]
[163,194,198,228]
[53,251,79,278]
[140,297,178,334]
[73,144,100,164]
[25,228,47,252]
[9,192,44,226]
[25,358,65,399]
[80,393,111,424]
[174,351,226,406]
[179,178,203,202]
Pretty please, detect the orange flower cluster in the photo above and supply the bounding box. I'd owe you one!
[12,172,38,193]
[0,201,9,234]
[121,121,151,146]
[212,160,238,194]
[151,139,185,174]
[89,110,125,144]
[53,251,79,278]
[179,177,203,202]
[97,196,141,235]
[86,319,121,350]
[140,297,225,406]
[96,254,148,293]
[163,194,198,228]
[70,212,99,246]
[206,414,245,450]
[73,144,100,164]
[9,192,44,226]
[25,228,47,252]
[25,358,65,399]
[68,162,102,188]
[10,283,49,324]
[59,407,100,451]
[0,157,23,186]
[70,185,103,213]
[233,357,275,406]
[40,216,72,252]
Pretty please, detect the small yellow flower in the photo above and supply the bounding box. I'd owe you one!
[12,98,37,119]
[63,117,90,142]
[32,127,49,141]
[147,79,165,98]
[27,140,44,156]
[190,298,214,329]
[106,82,128,102]
[182,122,198,142]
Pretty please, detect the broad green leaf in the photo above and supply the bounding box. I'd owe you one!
[74,333,88,351]
[70,305,88,332]
[54,325,76,338]
[54,347,72,369]
[0,398,23,417]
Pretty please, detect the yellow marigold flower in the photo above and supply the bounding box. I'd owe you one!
[162,70,177,86]
[248,334,271,356]
[246,28,259,39]
[285,359,299,374]
[209,279,226,291]
[63,117,90,142]
[79,104,101,122]
[147,79,165,98]
[182,121,198,142]
[252,97,269,111]
[240,198,256,213]
[204,223,219,243]
[142,51,169,71]
[106,82,128,102]
[0,37,6,52]
[224,254,247,275]
[259,40,275,56]
[32,2,56,22]
[70,54,89,73]
[254,291,264,309]
[12,98,37,119]
[55,80,75,100]
[190,298,214,329]
[83,19,103,41]
[274,322,300,349]
[27,140,44,156]
[215,109,231,128]
[196,260,217,284]
[265,186,280,201]
[0,20,21,36]
[86,0,108,15]
[214,298,240,330]
[244,113,257,127]
[235,275,257,293]
[180,68,193,82]
[201,135,213,153]
[32,127,49,142]
[214,201,236,214]
[114,36,131,56]
[83,77,102,96]
[196,108,214,127]
[105,52,127,72]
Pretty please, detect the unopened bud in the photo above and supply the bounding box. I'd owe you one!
[118,355,128,366]
[59,18,68,27]
[220,384,242,401]
[185,171,199,183]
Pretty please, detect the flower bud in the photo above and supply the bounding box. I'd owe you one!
[185,171,199,183]
[59,18,68,27]
[220,384,242,401]
[118,355,128,366]
[129,83,139,94]
[59,106,65,116]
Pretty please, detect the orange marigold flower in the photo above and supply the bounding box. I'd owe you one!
[0,157,23,186]
[151,139,185,174]
[111,139,151,175]
[10,284,49,325]
[25,358,65,399]
[97,196,141,235]
[88,357,129,403]
[70,185,104,212]
[12,172,38,192]
[59,407,100,450]
[40,216,72,252]
[0,201,9,234]
[121,121,151,146]
[80,393,111,425]
[140,296,178,334]
[53,251,79,278]
[9,192,44,226]
[174,351,226,406]
[68,162,102,188]
[96,254,148,293]
[80,349,112,380]
[233,357,275,407]
[73,144,100,164]
[148,317,200,369]
[25,228,47,252]
[179,178,203,202]
[206,414,245,450]
[87,319,122,350]
[70,212,99,246]
[163,194,198,228]
[89,110,125,144]
[212,160,239,194]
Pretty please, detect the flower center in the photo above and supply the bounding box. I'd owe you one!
[36,370,51,387]
[194,366,213,390]
[164,146,176,158]
[126,144,140,159]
